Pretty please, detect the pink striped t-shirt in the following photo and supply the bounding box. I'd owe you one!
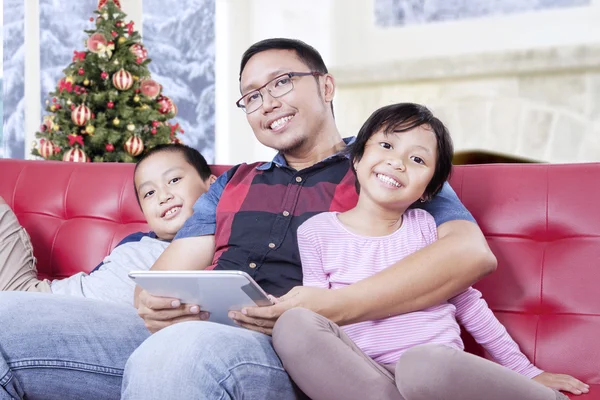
[297,209,542,378]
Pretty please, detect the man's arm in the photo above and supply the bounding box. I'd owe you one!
[235,183,496,332]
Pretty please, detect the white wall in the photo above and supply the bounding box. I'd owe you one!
[331,0,600,66]
[214,0,335,165]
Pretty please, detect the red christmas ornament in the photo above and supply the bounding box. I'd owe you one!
[171,137,183,144]
[87,33,108,53]
[39,139,56,159]
[53,145,61,153]
[135,89,141,93]
[129,44,148,63]
[116,21,123,27]
[63,147,88,163]
[89,17,94,22]
[78,68,85,75]
[124,136,144,156]
[112,69,133,91]
[55,104,61,110]
[70,104,75,110]
[52,98,57,103]
[111,31,118,38]
[152,120,160,127]
[107,101,114,109]
[98,0,121,9]
[105,143,115,152]
[151,128,157,135]
[71,104,92,126]
[157,96,174,115]
[101,71,109,80]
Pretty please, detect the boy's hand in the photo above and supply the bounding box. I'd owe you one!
[137,289,209,333]
[533,372,590,395]
[228,286,334,335]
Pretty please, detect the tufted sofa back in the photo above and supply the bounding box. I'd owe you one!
[0,159,598,395]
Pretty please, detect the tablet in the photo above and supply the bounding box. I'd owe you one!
[129,270,274,326]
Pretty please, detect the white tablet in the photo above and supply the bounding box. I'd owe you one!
[128,270,274,327]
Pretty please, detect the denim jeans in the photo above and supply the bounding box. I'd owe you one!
[0,292,297,400]
[123,321,297,399]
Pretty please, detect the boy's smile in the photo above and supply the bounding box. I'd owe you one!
[134,151,211,240]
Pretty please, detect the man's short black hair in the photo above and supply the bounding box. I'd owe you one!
[133,143,212,206]
[239,38,334,116]
[349,103,454,200]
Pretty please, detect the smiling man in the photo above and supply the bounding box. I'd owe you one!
[0,39,496,400]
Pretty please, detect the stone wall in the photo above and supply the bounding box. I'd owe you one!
[333,44,600,163]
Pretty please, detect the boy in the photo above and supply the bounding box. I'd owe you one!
[0,144,215,305]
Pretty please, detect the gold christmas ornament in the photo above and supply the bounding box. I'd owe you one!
[39,139,56,159]
[133,76,139,81]
[124,135,144,156]
[67,100,72,105]
[118,37,127,45]
[63,147,88,163]
[71,104,92,126]
[83,79,90,86]
[52,123,59,131]
[65,76,74,84]
[113,117,120,126]
[50,105,57,112]
[85,125,96,135]
[133,95,140,102]
[127,123,135,132]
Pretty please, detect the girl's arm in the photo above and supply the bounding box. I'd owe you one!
[297,224,329,289]
[451,288,542,378]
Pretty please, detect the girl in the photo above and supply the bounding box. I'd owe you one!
[272,103,589,400]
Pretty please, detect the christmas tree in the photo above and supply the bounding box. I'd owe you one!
[33,0,183,163]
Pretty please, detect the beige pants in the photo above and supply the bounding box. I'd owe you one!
[0,204,51,292]
[273,308,567,400]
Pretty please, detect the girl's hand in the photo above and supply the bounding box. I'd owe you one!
[228,286,334,335]
[532,372,590,395]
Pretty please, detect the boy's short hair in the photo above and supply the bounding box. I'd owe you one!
[349,103,454,200]
[239,38,334,116]
[133,143,212,206]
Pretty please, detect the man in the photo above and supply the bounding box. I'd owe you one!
[0,39,495,400]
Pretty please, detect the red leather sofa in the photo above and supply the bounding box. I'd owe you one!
[1,158,598,398]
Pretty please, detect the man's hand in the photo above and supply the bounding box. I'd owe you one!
[532,372,590,395]
[228,286,334,335]
[137,288,209,333]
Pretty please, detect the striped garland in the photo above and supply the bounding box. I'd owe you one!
[112,69,134,91]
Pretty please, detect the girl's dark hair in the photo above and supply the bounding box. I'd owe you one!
[349,103,453,200]
[133,143,212,205]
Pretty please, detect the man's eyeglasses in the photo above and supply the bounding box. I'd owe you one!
[236,71,322,114]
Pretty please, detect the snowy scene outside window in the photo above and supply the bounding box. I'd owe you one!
[374,0,590,26]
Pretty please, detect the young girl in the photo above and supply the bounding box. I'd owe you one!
[272,103,589,400]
